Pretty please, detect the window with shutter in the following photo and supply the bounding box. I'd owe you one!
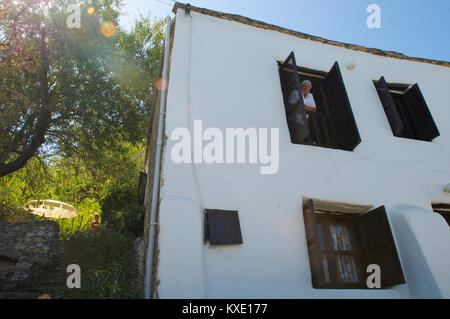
[138,172,147,205]
[279,51,311,144]
[373,78,439,142]
[302,200,328,288]
[302,200,405,289]
[374,76,405,136]
[403,84,440,141]
[204,209,243,245]
[358,206,405,288]
[324,62,361,151]
[278,54,359,151]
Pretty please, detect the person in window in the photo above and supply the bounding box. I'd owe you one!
[287,80,317,142]
[288,79,317,117]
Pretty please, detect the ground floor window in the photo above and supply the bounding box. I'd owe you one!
[431,203,450,226]
[315,212,367,288]
[303,199,405,289]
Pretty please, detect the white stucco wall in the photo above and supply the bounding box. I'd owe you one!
[155,8,450,298]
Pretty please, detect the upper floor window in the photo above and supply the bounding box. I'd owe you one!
[302,199,405,289]
[278,52,361,151]
[374,76,440,141]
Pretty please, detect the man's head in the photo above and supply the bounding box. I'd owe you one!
[94,213,99,222]
[301,80,312,97]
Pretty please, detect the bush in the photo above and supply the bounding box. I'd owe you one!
[57,227,139,298]
[0,202,37,223]
[100,186,144,238]
[57,199,102,239]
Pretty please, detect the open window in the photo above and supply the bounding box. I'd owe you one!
[302,199,405,289]
[278,52,361,151]
[374,77,439,141]
[204,209,243,245]
[431,203,450,226]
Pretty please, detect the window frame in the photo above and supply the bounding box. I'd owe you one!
[374,77,440,142]
[278,52,361,151]
[302,199,405,289]
[315,212,368,289]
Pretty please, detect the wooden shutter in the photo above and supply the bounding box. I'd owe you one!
[359,206,405,288]
[403,83,439,141]
[138,172,147,205]
[324,62,361,151]
[374,76,405,136]
[279,51,310,142]
[206,210,243,245]
[302,199,327,288]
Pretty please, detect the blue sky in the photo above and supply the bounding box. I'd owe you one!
[119,0,450,62]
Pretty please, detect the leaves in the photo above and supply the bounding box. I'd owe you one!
[1,0,164,177]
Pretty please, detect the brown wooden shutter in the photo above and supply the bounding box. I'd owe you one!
[279,51,310,143]
[324,62,361,151]
[138,172,147,205]
[359,206,405,288]
[374,76,405,136]
[302,199,327,288]
[403,83,439,141]
[205,210,243,245]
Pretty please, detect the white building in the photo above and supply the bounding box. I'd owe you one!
[142,3,450,299]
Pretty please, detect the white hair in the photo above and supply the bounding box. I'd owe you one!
[301,80,312,88]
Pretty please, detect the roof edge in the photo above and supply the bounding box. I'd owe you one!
[172,2,450,68]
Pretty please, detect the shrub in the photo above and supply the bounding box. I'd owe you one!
[57,227,139,298]
[100,186,144,238]
[0,202,36,223]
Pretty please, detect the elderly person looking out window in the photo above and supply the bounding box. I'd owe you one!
[288,79,317,116]
[286,79,317,143]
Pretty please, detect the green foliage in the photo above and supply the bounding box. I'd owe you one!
[0,1,161,299]
[58,199,102,238]
[0,202,36,223]
[100,186,145,238]
[1,0,164,177]
[56,262,138,299]
[57,227,139,298]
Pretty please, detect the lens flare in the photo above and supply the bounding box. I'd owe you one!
[87,7,95,15]
[100,22,117,38]
[156,78,168,91]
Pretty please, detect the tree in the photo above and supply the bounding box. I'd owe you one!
[0,0,164,177]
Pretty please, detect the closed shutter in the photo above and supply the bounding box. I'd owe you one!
[206,210,243,245]
[138,172,147,205]
[302,199,327,288]
[359,206,405,288]
[375,76,405,136]
[324,62,361,151]
[280,51,310,142]
[403,83,440,141]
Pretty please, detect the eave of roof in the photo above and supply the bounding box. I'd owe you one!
[172,2,450,68]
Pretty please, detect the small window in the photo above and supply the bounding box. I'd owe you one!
[204,209,243,245]
[278,52,361,151]
[138,172,147,205]
[374,76,439,141]
[302,199,405,289]
[431,203,450,226]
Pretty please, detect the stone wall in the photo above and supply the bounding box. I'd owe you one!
[0,221,61,291]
